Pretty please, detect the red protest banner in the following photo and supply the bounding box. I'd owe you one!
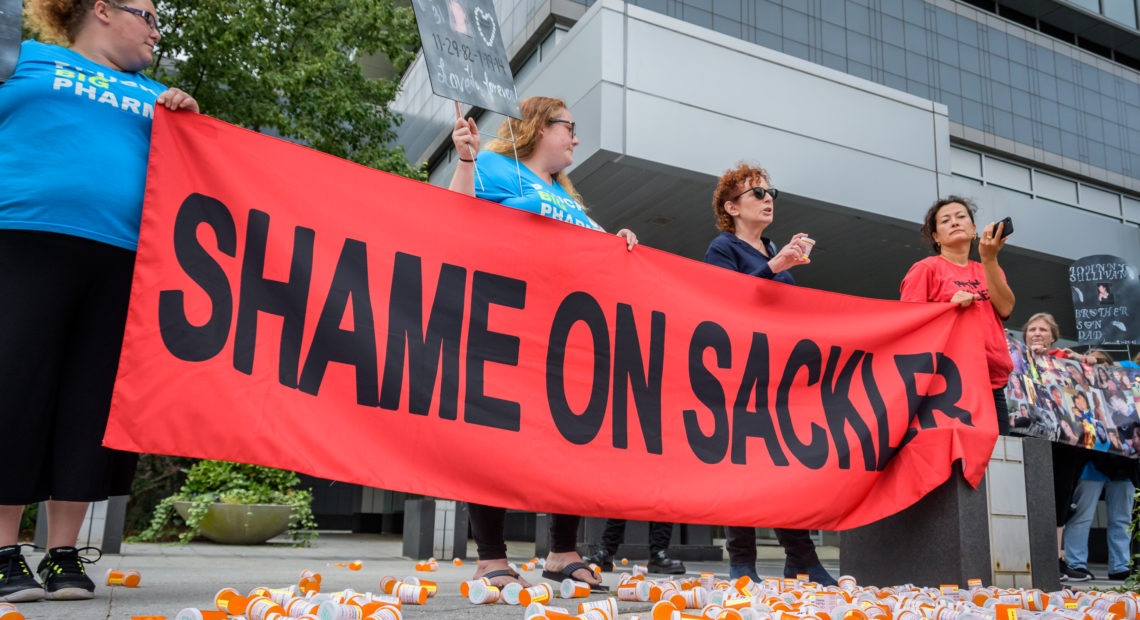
[106,110,998,530]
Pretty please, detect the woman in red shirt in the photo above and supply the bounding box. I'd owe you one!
[900,196,1015,433]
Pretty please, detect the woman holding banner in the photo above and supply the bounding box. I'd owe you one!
[900,196,1014,434]
[0,0,197,602]
[701,162,837,587]
[449,96,637,590]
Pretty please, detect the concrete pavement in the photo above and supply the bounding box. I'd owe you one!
[9,533,833,619]
[7,533,1118,619]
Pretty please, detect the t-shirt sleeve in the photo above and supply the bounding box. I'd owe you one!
[899,261,933,302]
[474,154,523,205]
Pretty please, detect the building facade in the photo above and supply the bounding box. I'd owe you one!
[393,0,1140,338]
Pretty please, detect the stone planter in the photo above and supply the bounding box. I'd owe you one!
[172,501,293,544]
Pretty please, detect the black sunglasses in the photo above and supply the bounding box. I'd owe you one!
[109,1,161,31]
[548,118,576,139]
[731,186,779,201]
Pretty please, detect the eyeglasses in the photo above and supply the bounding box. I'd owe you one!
[109,2,161,32]
[548,118,576,139]
[731,186,779,201]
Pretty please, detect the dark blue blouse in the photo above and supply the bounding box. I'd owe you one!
[703,231,795,285]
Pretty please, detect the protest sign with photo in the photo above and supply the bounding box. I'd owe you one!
[1070,255,1140,345]
[410,0,519,118]
[1006,335,1140,457]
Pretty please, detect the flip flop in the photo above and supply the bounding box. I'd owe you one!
[541,561,609,591]
[481,568,524,584]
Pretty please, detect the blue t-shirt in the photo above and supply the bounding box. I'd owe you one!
[703,230,795,284]
[474,151,603,231]
[0,40,168,250]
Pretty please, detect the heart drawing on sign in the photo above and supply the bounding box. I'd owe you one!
[474,6,497,47]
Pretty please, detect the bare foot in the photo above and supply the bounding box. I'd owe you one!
[473,559,531,588]
[544,551,602,586]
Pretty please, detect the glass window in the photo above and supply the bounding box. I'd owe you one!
[1061,131,1081,159]
[1063,0,1099,11]
[885,72,908,92]
[986,28,1007,55]
[1041,126,1062,155]
[1040,99,1060,127]
[1035,171,1078,204]
[959,44,980,74]
[936,35,958,64]
[904,23,927,50]
[992,109,1015,139]
[1009,63,1029,90]
[902,0,925,25]
[1103,121,1123,148]
[1103,2,1137,29]
[884,43,907,75]
[986,157,1032,193]
[1106,147,1124,172]
[1086,143,1107,169]
[961,71,983,101]
[1014,115,1035,145]
[849,60,874,80]
[880,0,904,18]
[682,5,713,28]
[847,4,870,34]
[822,22,846,55]
[1011,88,1031,113]
[1038,74,1057,100]
[939,93,963,122]
[1080,184,1121,216]
[712,1,742,20]
[991,83,1012,110]
[782,7,809,43]
[712,15,743,37]
[938,62,961,92]
[881,15,905,47]
[1007,35,1027,64]
[823,52,847,72]
[906,51,929,83]
[956,16,979,47]
[908,81,931,99]
[1123,196,1140,224]
[783,39,810,61]
[1056,79,1077,107]
[1086,117,1105,143]
[1032,45,1055,75]
[935,7,957,38]
[821,2,845,25]
[962,98,984,128]
[755,1,780,28]
[847,32,872,64]
[988,56,1010,84]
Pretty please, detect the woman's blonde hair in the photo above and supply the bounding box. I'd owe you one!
[711,162,771,234]
[26,0,98,44]
[485,96,584,205]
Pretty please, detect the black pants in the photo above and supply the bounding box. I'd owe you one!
[726,527,820,568]
[599,519,674,555]
[1052,442,1092,526]
[467,503,579,560]
[994,388,1010,436]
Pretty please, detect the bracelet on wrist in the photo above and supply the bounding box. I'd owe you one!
[458,156,476,163]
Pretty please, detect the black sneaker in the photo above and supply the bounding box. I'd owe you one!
[0,544,44,602]
[647,550,686,575]
[37,546,100,601]
[1059,559,1093,582]
[785,561,839,587]
[1109,570,1134,581]
[581,549,615,573]
[1059,558,1069,582]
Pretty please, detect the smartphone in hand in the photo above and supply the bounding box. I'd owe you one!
[998,216,1014,238]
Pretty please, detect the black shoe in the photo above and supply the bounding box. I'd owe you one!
[1059,558,1069,582]
[581,549,615,573]
[0,544,44,603]
[1058,559,1093,583]
[785,561,839,587]
[647,550,685,575]
[37,546,100,601]
[1109,570,1133,581]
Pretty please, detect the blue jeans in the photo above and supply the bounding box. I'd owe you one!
[1062,477,1136,574]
